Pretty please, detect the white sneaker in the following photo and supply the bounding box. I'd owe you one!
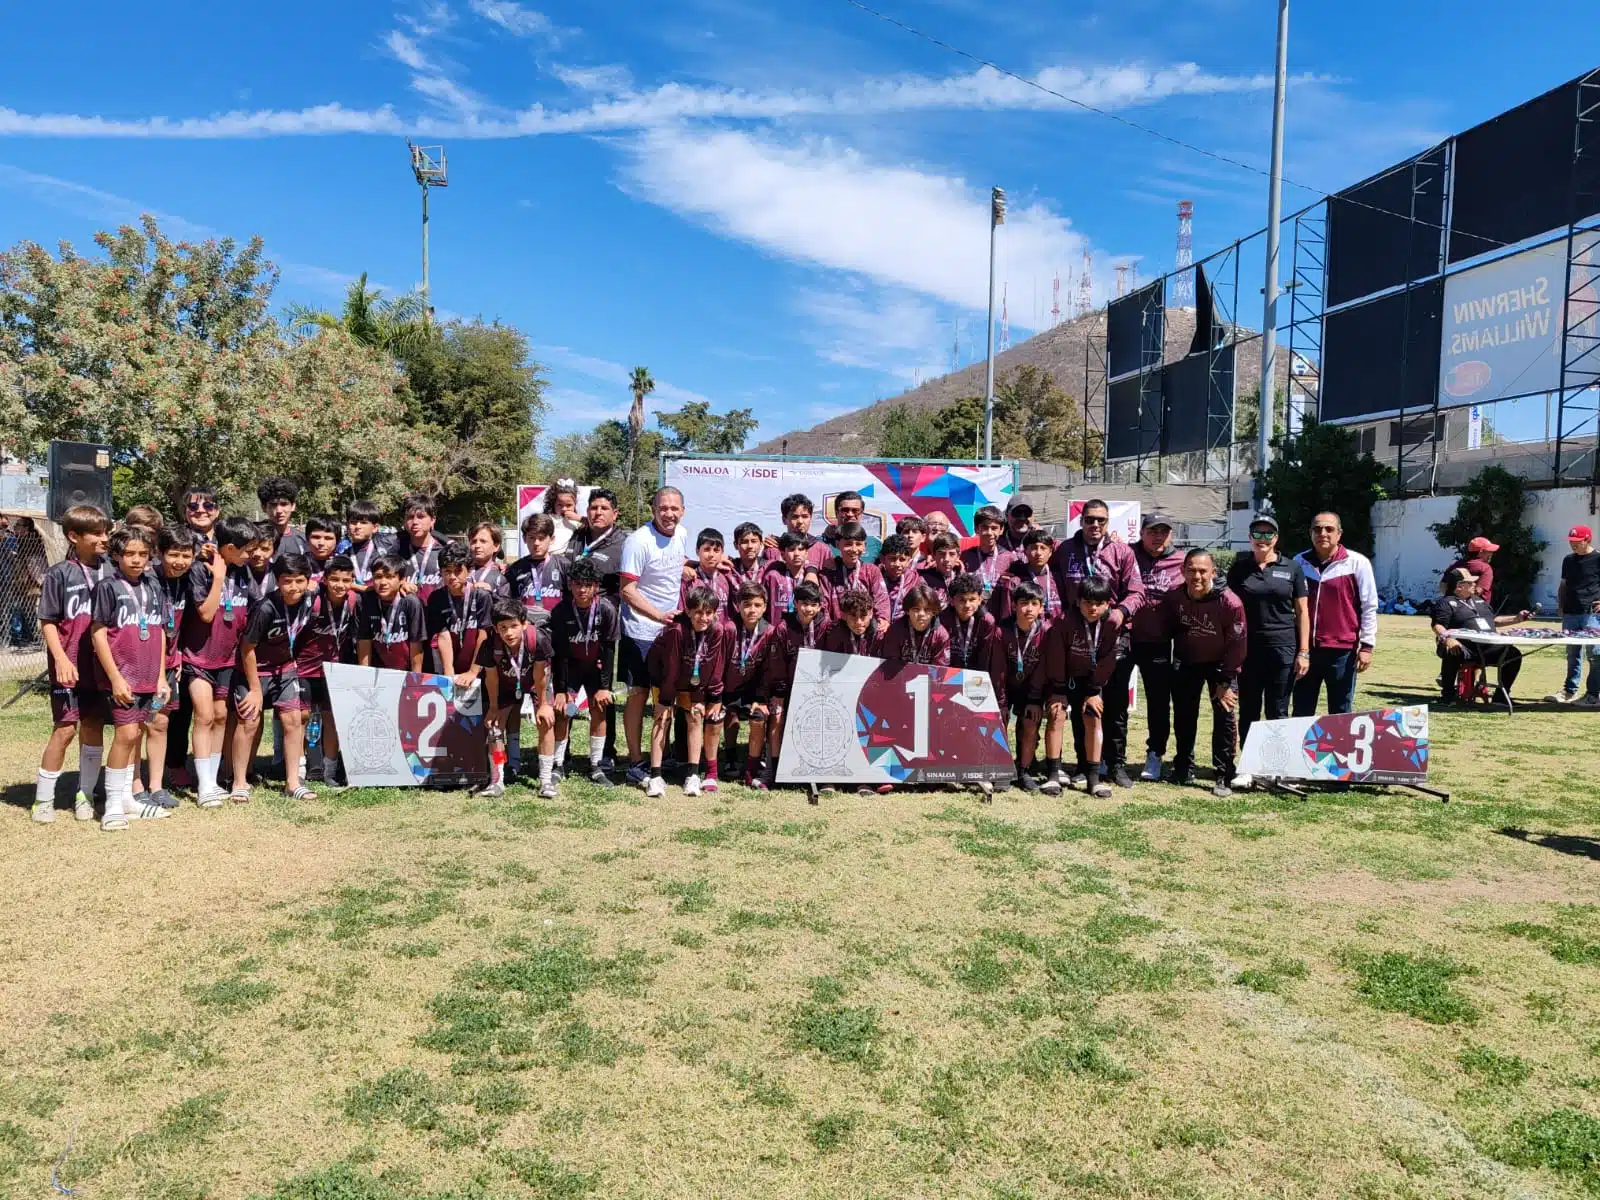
[477,781,506,798]
[702,777,719,793]
[73,791,94,821]
[31,800,55,824]
[1231,772,1254,790]
[1139,752,1163,783]
[1546,691,1578,704]
[646,775,667,799]
[126,797,172,820]
[1065,768,1088,789]
[539,778,558,799]
[683,773,702,797]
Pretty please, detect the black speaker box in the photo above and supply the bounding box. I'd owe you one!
[47,440,114,524]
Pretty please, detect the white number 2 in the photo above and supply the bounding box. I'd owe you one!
[1347,715,1374,774]
[416,692,448,759]
[900,674,930,761]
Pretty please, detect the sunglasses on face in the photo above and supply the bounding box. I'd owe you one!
[1081,515,1108,525]
[187,500,217,512]
[1249,529,1276,541]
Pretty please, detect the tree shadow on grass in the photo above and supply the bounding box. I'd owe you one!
[1498,826,1600,862]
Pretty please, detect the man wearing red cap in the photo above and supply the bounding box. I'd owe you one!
[1547,525,1600,706]
[1445,536,1498,606]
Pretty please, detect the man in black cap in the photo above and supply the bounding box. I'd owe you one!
[1130,512,1186,782]
[998,498,1037,554]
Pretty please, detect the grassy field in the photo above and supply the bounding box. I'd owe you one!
[2,616,1600,1199]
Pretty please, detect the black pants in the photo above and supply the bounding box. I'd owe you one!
[165,686,191,772]
[1440,642,1522,695]
[1172,661,1238,778]
[1131,641,1174,758]
[1075,654,1135,771]
[1238,641,1295,751]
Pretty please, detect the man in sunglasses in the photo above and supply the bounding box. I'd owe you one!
[1292,510,1377,717]
[1049,498,1146,788]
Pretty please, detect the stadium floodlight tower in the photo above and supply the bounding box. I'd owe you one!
[408,141,449,323]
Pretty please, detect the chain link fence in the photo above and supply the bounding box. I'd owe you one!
[0,515,63,687]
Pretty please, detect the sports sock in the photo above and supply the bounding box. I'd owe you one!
[588,735,605,767]
[35,768,62,808]
[553,738,569,770]
[538,753,555,787]
[506,733,522,775]
[1085,760,1101,783]
[207,752,223,788]
[195,755,217,795]
[78,744,103,795]
[1044,756,1060,779]
[705,755,719,782]
[103,765,132,818]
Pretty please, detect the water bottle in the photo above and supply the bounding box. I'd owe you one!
[307,710,322,748]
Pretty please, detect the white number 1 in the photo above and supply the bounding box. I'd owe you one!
[1348,715,1374,774]
[901,674,930,760]
[416,692,448,759]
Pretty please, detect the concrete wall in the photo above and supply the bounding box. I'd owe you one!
[1371,486,1595,609]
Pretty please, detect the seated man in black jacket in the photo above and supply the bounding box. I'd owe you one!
[1430,567,1531,704]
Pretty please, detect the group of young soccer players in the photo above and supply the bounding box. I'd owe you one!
[30,477,1233,827]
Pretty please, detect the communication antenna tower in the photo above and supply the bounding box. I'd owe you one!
[1115,264,1130,299]
[407,141,449,323]
[1077,251,1093,316]
[1050,272,1061,326]
[1174,200,1195,306]
[999,285,1010,351]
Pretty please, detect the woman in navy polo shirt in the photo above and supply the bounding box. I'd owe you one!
[1225,513,1309,788]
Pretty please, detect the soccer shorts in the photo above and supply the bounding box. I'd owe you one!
[109,693,157,726]
[183,662,236,701]
[231,671,310,715]
[50,684,107,727]
[617,636,653,688]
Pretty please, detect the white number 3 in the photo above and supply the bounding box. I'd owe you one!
[1347,715,1374,774]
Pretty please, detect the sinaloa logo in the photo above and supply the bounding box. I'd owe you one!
[679,465,731,476]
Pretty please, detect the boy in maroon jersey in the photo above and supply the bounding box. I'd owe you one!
[304,515,340,582]
[644,586,726,797]
[398,493,446,604]
[357,556,427,672]
[994,530,1061,621]
[996,582,1051,792]
[426,541,493,678]
[960,506,1016,600]
[236,553,317,802]
[881,585,951,666]
[764,532,819,619]
[683,528,732,618]
[32,505,111,824]
[244,523,276,600]
[1161,549,1248,797]
[344,499,392,589]
[918,533,962,604]
[142,524,199,810]
[298,555,359,788]
[764,580,828,782]
[720,581,779,788]
[941,574,1003,697]
[820,588,884,657]
[895,516,928,567]
[549,556,620,788]
[477,598,555,798]
[89,526,173,829]
[762,494,833,570]
[820,522,890,630]
[180,516,255,809]
[726,523,767,619]
[875,534,919,621]
[1042,575,1120,799]
[505,512,565,630]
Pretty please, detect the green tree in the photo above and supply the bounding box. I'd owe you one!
[1428,465,1547,610]
[1256,420,1391,557]
[541,419,663,527]
[916,366,1095,467]
[0,215,431,514]
[283,272,430,356]
[877,404,939,458]
[623,366,654,487]
[656,400,756,454]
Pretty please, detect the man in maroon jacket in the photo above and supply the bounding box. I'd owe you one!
[1129,513,1186,782]
[1162,548,1247,797]
[1049,498,1147,787]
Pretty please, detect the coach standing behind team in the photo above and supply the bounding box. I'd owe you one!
[1292,511,1377,717]
[1227,513,1309,787]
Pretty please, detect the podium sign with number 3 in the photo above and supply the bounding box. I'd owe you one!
[1239,706,1430,786]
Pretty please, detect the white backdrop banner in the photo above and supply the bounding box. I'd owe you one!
[661,457,1017,544]
[1065,499,1142,543]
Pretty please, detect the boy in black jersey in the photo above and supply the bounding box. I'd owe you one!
[237,554,317,802]
[549,556,619,786]
[765,580,828,783]
[142,524,198,809]
[426,541,493,679]
[344,498,392,588]
[506,512,565,629]
[997,582,1051,792]
[357,556,427,672]
[298,555,359,787]
[477,598,555,798]
[304,515,340,582]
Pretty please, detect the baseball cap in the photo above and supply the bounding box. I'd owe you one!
[1248,512,1279,532]
[1444,566,1476,587]
[1467,536,1500,553]
[1005,498,1033,518]
[1140,511,1176,530]
[1571,525,1595,541]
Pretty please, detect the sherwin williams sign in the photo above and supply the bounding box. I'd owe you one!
[1438,240,1566,406]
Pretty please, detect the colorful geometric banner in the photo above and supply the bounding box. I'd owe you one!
[1240,705,1430,786]
[325,663,489,789]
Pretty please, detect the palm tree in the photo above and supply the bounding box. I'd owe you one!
[283,272,432,355]
[623,366,655,485]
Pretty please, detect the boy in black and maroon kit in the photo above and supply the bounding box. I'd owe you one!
[763,580,828,784]
[32,505,111,824]
[997,582,1051,792]
[764,532,819,620]
[426,541,493,678]
[960,506,1017,601]
[90,526,173,830]
[143,524,199,809]
[819,588,884,657]
[881,585,951,666]
[304,515,340,582]
[505,512,565,630]
[875,534,920,621]
[549,556,620,788]
[357,556,427,672]
[994,530,1061,622]
[180,515,255,809]
[918,533,962,605]
[645,586,727,798]
[726,523,767,623]
[397,493,446,605]
[1162,549,1248,797]
[942,573,1003,691]
[298,555,359,788]
[245,523,277,601]
[258,476,308,556]
[478,598,555,798]
[1042,575,1120,799]
[683,528,732,619]
[820,522,890,631]
[762,493,833,571]
[344,499,392,588]
[236,553,318,803]
[720,581,780,788]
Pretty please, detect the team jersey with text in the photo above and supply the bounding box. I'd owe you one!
[38,558,107,685]
[358,592,428,670]
[180,562,253,670]
[90,572,171,692]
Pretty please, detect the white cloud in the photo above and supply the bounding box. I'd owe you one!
[469,0,559,39]
[385,30,429,72]
[534,345,715,410]
[383,24,485,118]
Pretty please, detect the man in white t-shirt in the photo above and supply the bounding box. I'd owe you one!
[618,486,692,784]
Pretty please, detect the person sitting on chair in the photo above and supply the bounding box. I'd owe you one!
[1430,568,1530,706]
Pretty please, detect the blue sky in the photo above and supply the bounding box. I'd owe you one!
[0,0,1592,448]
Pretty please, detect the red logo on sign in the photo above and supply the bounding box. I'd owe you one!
[1444,360,1491,398]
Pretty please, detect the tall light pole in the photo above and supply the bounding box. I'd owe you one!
[1256,0,1289,492]
[408,141,449,323]
[983,186,1006,464]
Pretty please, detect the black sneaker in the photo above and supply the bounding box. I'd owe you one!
[1172,764,1198,787]
[1017,774,1042,793]
[1110,766,1135,789]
